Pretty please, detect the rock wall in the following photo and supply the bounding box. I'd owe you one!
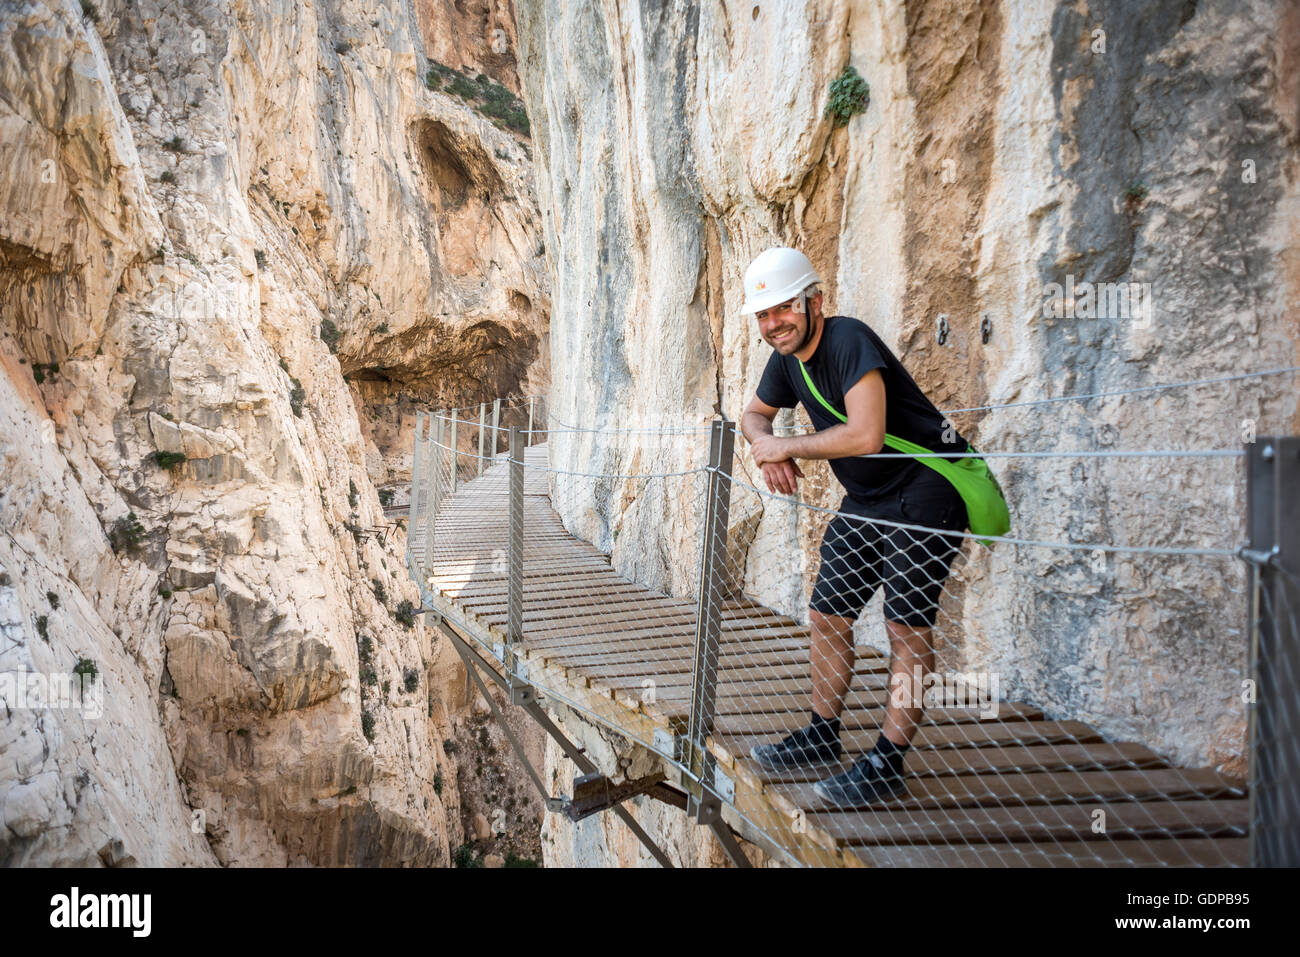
[1,0,546,865]
[518,0,1299,865]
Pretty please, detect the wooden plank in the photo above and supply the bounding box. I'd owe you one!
[476,591,695,625]
[708,703,1041,737]
[574,654,890,685]
[546,638,820,675]
[427,557,611,576]
[460,580,653,609]
[810,798,1249,847]
[515,604,788,641]
[851,837,1249,868]
[528,627,818,664]
[744,742,1171,785]
[770,767,1241,814]
[656,683,1038,722]
[429,565,615,587]
[519,618,814,652]
[719,720,1104,763]
[437,568,618,588]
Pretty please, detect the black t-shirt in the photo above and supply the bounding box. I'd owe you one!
[756,315,968,502]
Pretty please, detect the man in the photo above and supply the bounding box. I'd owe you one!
[739,246,969,807]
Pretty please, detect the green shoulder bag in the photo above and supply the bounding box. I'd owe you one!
[796,361,1011,544]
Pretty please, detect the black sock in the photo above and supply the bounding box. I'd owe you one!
[809,711,840,745]
[871,734,909,776]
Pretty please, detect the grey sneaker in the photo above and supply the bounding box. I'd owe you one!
[812,751,908,807]
[748,724,842,772]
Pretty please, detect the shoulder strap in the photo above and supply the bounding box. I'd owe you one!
[797,360,970,457]
[797,360,902,453]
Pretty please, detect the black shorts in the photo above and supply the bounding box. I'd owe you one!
[809,468,967,627]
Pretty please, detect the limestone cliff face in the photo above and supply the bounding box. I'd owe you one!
[517,0,1299,864]
[1,0,546,865]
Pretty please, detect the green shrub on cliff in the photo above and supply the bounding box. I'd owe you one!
[149,450,187,469]
[319,318,341,353]
[109,513,145,555]
[825,64,870,126]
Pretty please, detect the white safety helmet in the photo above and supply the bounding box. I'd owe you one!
[742,246,822,314]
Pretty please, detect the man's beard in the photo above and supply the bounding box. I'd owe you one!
[770,320,804,352]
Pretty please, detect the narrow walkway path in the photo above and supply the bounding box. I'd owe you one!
[411,445,1248,867]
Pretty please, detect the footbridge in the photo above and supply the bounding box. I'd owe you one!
[401,386,1299,868]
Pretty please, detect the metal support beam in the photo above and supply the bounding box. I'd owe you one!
[408,412,425,569]
[517,698,675,868]
[1247,436,1300,867]
[686,418,734,823]
[436,619,675,868]
[449,412,458,494]
[507,426,531,705]
[445,622,556,810]
[424,412,442,575]
[708,817,753,869]
[527,395,535,446]
[477,402,487,477]
[491,397,501,457]
[566,772,667,822]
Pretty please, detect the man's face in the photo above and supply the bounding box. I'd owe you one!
[756,294,817,355]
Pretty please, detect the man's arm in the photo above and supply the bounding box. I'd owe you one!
[742,395,805,495]
[741,394,779,445]
[749,370,886,466]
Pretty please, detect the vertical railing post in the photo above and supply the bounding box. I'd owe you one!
[449,411,458,494]
[685,417,734,823]
[1247,436,1300,866]
[506,425,533,705]
[407,412,426,575]
[492,397,502,457]
[528,395,536,447]
[424,411,443,577]
[478,402,487,477]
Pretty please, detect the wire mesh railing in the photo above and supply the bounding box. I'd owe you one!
[405,385,1296,868]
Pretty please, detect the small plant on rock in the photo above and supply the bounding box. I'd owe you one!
[319,318,341,353]
[31,362,59,385]
[394,599,416,629]
[1124,179,1150,214]
[289,378,306,417]
[73,657,98,682]
[149,450,187,469]
[403,667,419,693]
[825,64,870,126]
[109,513,145,555]
[453,844,482,868]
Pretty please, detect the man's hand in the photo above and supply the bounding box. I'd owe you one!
[749,433,788,468]
[761,459,804,496]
